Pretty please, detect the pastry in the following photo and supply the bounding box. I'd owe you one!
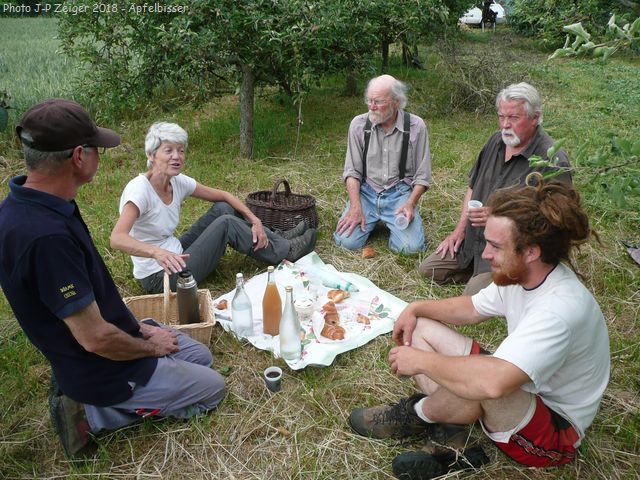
[327,289,350,303]
[362,246,377,259]
[322,301,340,325]
[321,323,345,340]
[356,313,371,325]
[215,299,228,310]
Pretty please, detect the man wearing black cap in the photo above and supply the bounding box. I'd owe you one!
[0,99,225,457]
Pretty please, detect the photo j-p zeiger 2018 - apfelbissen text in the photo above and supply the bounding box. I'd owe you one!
[2,2,190,15]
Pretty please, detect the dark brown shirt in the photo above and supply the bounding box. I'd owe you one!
[458,126,572,273]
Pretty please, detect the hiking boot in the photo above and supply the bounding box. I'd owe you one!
[392,445,489,480]
[348,394,430,439]
[279,220,308,240]
[286,228,317,262]
[48,375,97,458]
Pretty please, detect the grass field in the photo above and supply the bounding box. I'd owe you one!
[1,17,639,480]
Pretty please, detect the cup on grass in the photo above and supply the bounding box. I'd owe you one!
[263,366,283,392]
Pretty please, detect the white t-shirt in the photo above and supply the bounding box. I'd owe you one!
[472,263,610,444]
[119,173,197,279]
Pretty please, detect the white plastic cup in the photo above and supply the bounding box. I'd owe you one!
[394,213,409,230]
[263,366,283,393]
[467,200,483,209]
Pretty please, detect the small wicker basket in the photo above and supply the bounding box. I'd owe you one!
[246,178,319,231]
[124,274,216,345]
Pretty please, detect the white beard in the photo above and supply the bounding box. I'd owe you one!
[368,109,394,126]
[501,129,521,147]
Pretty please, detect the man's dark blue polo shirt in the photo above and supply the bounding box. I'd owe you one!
[0,176,156,406]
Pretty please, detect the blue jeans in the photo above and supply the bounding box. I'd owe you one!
[333,182,426,254]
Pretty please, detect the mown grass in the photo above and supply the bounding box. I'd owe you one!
[1,18,639,479]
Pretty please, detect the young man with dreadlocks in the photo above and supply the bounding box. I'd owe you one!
[349,180,610,479]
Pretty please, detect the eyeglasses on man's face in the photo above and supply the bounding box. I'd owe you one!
[365,97,390,107]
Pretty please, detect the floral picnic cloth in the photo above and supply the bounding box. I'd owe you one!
[213,252,407,370]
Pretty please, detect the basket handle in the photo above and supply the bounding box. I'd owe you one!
[163,272,170,320]
[269,178,291,206]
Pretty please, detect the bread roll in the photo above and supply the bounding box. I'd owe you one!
[322,301,340,325]
[327,289,350,303]
[321,323,345,340]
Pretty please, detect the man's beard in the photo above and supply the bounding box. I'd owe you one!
[501,128,521,147]
[368,108,394,126]
[491,255,528,286]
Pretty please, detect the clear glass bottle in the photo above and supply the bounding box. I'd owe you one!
[232,272,254,338]
[176,269,200,324]
[279,285,302,362]
[262,266,282,336]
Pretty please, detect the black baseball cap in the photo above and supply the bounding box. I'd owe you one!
[16,98,120,152]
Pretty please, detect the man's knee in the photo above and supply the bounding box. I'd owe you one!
[201,370,226,410]
[390,237,426,255]
[418,252,470,284]
[333,231,367,251]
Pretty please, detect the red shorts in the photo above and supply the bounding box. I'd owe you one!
[469,340,579,467]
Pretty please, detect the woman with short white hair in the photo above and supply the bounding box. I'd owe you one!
[111,122,316,293]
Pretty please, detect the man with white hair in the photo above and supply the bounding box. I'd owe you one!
[418,82,571,295]
[334,74,432,254]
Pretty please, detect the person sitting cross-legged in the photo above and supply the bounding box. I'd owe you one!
[349,180,610,480]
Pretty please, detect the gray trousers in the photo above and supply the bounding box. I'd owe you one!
[140,202,290,293]
[84,323,225,432]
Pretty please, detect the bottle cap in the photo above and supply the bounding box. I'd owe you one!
[236,272,244,279]
[178,269,192,278]
[267,266,274,272]
[285,285,293,292]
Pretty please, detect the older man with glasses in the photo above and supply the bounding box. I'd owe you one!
[418,82,572,295]
[334,74,432,255]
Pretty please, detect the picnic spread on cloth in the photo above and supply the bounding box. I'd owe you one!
[213,252,407,370]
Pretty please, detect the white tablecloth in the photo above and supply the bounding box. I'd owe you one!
[213,252,407,370]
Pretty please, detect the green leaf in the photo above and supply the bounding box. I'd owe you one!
[563,23,591,41]
[547,139,566,160]
[548,48,574,60]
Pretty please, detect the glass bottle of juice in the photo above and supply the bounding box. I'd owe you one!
[262,266,282,336]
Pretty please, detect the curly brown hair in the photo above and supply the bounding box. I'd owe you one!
[487,180,597,274]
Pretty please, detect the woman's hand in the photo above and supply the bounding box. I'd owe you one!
[251,221,269,251]
[152,249,190,274]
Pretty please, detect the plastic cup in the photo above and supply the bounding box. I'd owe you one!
[394,213,409,230]
[263,366,282,392]
[467,200,483,209]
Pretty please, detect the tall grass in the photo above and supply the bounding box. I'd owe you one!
[1,19,639,479]
[0,17,78,133]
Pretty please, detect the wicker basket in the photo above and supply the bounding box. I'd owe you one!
[246,178,318,231]
[124,274,216,345]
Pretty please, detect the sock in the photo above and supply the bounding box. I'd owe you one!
[414,397,436,423]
